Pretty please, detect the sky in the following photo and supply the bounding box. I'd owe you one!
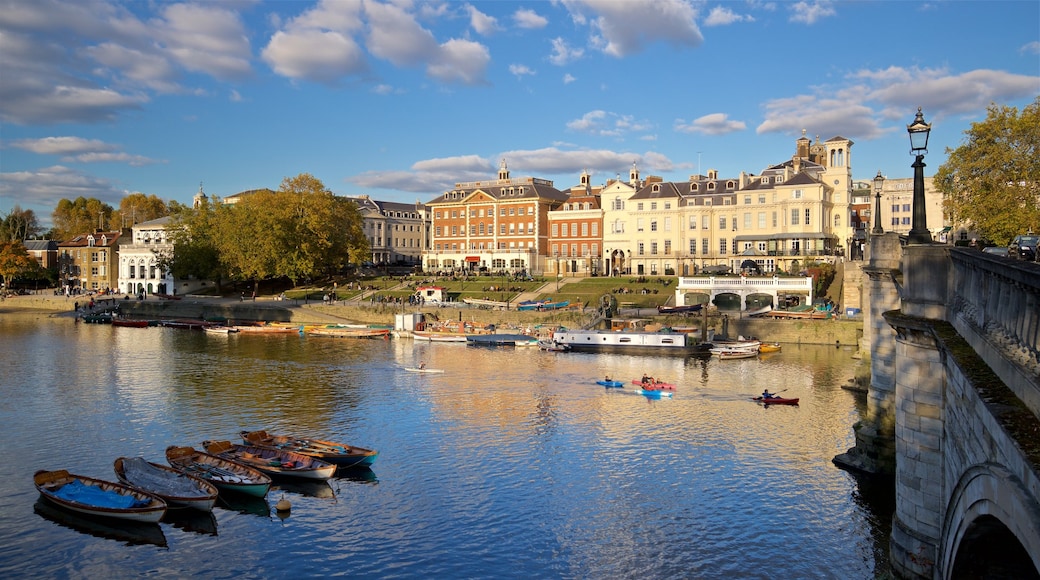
[1,0,1038,230]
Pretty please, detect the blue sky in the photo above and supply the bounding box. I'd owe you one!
[1,0,1038,229]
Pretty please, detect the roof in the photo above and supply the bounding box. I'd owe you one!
[22,239,57,251]
[57,231,124,248]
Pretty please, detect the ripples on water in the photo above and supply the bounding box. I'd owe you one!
[0,314,891,578]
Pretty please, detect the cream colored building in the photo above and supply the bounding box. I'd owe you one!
[345,195,428,267]
[117,216,175,295]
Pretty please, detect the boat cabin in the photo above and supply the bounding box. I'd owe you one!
[414,286,447,303]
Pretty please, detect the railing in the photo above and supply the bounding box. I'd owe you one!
[676,276,813,291]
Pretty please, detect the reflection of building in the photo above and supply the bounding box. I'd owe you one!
[57,230,124,293]
[424,159,567,275]
[117,216,174,295]
[344,195,428,267]
[548,170,603,277]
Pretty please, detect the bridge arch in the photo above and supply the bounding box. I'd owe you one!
[942,463,1040,577]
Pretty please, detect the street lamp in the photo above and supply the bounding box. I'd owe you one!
[907,107,932,244]
[872,170,885,234]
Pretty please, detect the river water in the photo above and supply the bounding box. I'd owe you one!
[0,313,893,579]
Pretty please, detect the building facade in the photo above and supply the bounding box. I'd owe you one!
[117,216,175,296]
[547,170,604,277]
[424,160,568,276]
[57,230,124,294]
[345,195,428,267]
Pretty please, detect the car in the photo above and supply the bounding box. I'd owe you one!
[1008,234,1038,261]
[982,246,1009,257]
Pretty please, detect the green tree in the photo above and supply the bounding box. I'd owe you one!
[51,197,116,241]
[0,241,40,288]
[1,206,41,242]
[935,97,1040,245]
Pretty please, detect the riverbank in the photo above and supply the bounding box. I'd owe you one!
[2,292,864,347]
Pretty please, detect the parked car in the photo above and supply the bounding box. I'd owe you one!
[1008,234,1038,261]
[982,246,1009,257]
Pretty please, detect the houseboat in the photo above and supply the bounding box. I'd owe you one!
[551,319,714,351]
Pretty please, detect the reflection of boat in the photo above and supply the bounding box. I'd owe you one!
[163,507,218,536]
[336,467,379,484]
[34,499,168,547]
[34,469,167,523]
[114,457,219,512]
[216,492,271,517]
[635,389,673,399]
[596,379,624,388]
[241,430,379,468]
[538,340,571,351]
[203,440,337,481]
[466,333,539,347]
[753,396,800,405]
[274,479,337,500]
[165,445,272,498]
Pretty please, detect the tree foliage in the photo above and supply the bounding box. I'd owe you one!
[163,198,226,292]
[935,97,1040,245]
[51,197,116,241]
[0,241,40,286]
[114,192,169,228]
[1,206,41,242]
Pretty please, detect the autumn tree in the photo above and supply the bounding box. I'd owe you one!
[0,241,41,289]
[163,198,226,293]
[114,192,169,228]
[51,197,116,241]
[1,206,41,242]
[935,97,1040,245]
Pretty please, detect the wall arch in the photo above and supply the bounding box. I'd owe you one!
[942,463,1040,578]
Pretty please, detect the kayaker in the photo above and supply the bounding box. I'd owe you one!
[419,361,426,369]
[762,389,775,399]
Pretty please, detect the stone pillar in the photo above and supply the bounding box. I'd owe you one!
[833,232,901,474]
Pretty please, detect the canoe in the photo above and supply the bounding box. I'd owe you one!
[753,396,800,405]
[631,379,676,390]
[165,445,272,498]
[203,326,239,334]
[112,319,150,328]
[34,469,167,523]
[405,367,445,373]
[203,440,337,481]
[241,430,379,468]
[758,343,782,353]
[597,379,624,388]
[114,457,219,512]
[307,327,390,338]
[712,349,758,359]
[635,389,674,398]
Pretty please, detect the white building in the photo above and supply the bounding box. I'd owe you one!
[117,216,175,296]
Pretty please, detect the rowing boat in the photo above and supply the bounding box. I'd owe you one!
[34,469,167,523]
[165,445,272,498]
[241,430,379,468]
[203,440,337,480]
[114,457,219,512]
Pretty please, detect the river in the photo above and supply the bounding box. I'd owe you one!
[0,313,893,578]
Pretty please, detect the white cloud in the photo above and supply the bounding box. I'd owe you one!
[0,165,125,209]
[549,37,584,65]
[513,8,548,29]
[155,3,253,80]
[674,113,747,136]
[788,1,836,25]
[563,74,577,84]
[509,64,535,78]
[428,38,491,85]
[263,30,368,84]
[703,6,753,27]
[12,136,116,155]
[562,0,703,57]
[466,4,499,35]
[566,110,654,137]
[1022,41,1040,55]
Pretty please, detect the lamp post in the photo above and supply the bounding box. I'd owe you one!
[907,107,932,244]
[872,170,885,235]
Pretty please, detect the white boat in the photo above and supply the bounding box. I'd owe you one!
[405,367,445,373]
[204,326,239,335]
[462,298,510,309]
[412,330,470,342]
[711,348,758,360]
[34,469,167,523]
[552,328,713,350]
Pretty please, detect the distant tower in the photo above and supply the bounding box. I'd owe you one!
[498,159,510,181]
[629,162,640,187]
[193,182,207,209]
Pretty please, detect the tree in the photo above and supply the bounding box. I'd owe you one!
[935,97,1040,245]
[0,241,40,288]
[0,206,41,242]
[163,198,226,293]
[51,197,116,241]
[114,193,169,228]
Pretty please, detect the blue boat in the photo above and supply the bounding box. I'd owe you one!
[635,389,674,399]
[466,333,539,347]
[517,300,569,311]
[597,380,624,388]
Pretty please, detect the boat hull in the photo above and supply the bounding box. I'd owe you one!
[552,329,693,349]
[241,430,379,467]
[203,440,337,480]
[114,457,219,512]
[753,396,799,405]
[596,380,624,388]
[34,470,167,523]
[165,446,272,498]
[634,389,673,398]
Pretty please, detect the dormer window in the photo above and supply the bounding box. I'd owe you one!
[690,183,698,192]
[87,236,95,247]
[652,184,660,192]
[707,182,716,191]
[726,180,735,189]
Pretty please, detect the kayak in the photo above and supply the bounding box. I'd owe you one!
[631,380,676,391]
[752,396,799,405]
[405,368,445,373]
[597,380,624,388]
[635,389,674,398]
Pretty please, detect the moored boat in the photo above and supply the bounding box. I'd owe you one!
[307,326,391,338]
[241,430,379,468]
[34,469,167,523]
[113,457,219,512]
[538,339,571,351]
[203,325,239,334]
[712,349,759,360]
[466,333,539,347]
[203,440,337,480]
[112,318,150,328]
[165,445,272,498]
[758,342,782,353]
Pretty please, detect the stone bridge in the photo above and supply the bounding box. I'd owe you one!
[835,233,1040,578]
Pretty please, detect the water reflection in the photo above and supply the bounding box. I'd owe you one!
[34,499,168,548]
[163,509,218,536]
[215,493,270,517]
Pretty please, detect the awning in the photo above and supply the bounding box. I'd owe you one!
[940,226,952,232]
[465,256,480,262]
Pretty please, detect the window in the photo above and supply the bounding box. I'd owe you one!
[791,209,800,226]
[744,196,752,205]
[452,226,458,236]
[758,212,766,229]
[650,221,658,232]
[614,197,623,210]
[805,208,811,225]
[591,223,598,236]
[638,242,645,256]
[470,209,476,217]
[650,242,658,255]
[719,239,728,255]
[552,244,559,256]
[500,224,506,234]
[650,202,657,210]
[552,224,559,237]
[793,190,803,199]
[690,240,697,255]
[581,223,588,236]
[570,223,577,237]
[744,213,752,229]
[702,238,709,254]
[470,225,476,235]
[664,217,671,231]
[702,216,709,229]
[772,212,778,227]
[637,218,645,232]
[637,203,644,211]
[834,215,841,227]
[689,216,697,230]
[479,223,485,235]
[719,216,727,230]
[581,243,588,256]
[664,202,671,210]
[664,240,671,255]
[758,195,766,204]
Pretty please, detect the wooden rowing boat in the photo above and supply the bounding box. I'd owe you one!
[165,445,272,498]
[112,318,150,328]
[203,440,337,481]
[114,457,219,512]
[307,326,390,338]
[34,469,167,523]
[241,430,379,468]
